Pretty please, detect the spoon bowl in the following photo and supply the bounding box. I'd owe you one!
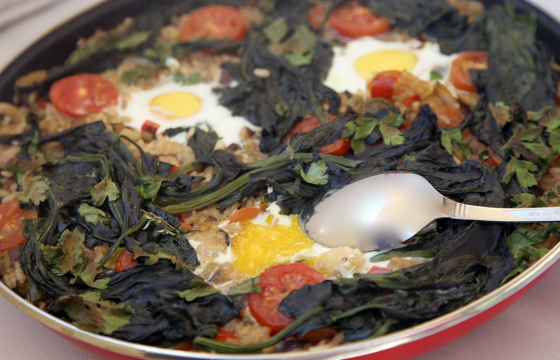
[303,173,560,251]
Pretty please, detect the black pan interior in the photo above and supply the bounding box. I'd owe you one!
[0,0,559,102]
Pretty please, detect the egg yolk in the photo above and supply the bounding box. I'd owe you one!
[231,216,316,276]
[354,50,418,80]
[149,91,202,119]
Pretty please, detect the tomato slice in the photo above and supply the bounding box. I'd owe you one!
[450,51,488,93]
[284,116,322,141]
[116,250,136,272]
[0,200,38,252]
[141,120,161,133]
[229,208,261,223]
[319,138,351,156]
[181,223,193,231]
[367,265,392,274]
[436,105,465,128]
[248,263,325,334]
[181,5,247,42]
[329,1,390,38]
[49,74,119,118]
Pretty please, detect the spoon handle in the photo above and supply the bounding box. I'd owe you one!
[443,198,560,222]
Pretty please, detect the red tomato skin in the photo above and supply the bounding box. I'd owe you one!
[329,1,391,38]
[450,51,488,93]
[319,138,351,156]
[116,250,136,272]
[0,200,38,252]
[284,116,322,141]
[181,6,247,42]
[367,265,392,274]
[49,74,119,118]
[369,76,397,99]
[249,263,325,335]
[403,95,421,107]
[214,330,240,344]
[141,120,161,133]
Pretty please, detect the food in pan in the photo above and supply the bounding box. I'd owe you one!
[1,0,560,354]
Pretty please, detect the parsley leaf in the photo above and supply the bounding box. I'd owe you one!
[57,291,133,335]
[503,157,540,188]
[488,102,512,127]
[227,277,262,296]
[343,113,404,153]
[292,160,329,185]
[89,178,121,207]
[538,107,560,154]
[173,71,202,85]
[136,174,166,202]
[441,128,473,159]
[41,229,110,289]
[266,21,317,67]
[132,246,185,271]
[121,63,162,84]
[263,18,288,44]
[510,193,547,208]
[175,287,221,301]
[429,70,443,80]
[544,185,560,202]
[78,203,110,225]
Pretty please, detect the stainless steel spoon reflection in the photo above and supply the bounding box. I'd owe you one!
[303,172,560,251]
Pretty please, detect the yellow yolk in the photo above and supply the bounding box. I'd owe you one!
[149,91,202,119]
[231,216,316,276]
[354,50,419,80]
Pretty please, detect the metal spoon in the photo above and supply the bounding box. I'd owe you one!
[303,172,560,251]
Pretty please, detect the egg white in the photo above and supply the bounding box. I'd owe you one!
[118,79,258,146]
[324,37,455,94]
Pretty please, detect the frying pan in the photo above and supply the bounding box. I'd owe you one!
[0,1,559,359]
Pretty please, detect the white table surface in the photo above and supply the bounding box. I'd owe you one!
[0,0,559,359]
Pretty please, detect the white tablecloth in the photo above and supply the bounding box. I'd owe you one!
[0,0,559,359]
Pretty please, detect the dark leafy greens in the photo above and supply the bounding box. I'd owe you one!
[6,0,560,354]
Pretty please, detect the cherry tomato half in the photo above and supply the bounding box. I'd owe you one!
[329,1,391,38]
[284,116,323,141]
[0,199,38,252]
[319,138,351,156]
[181,6,247,42]
[249,263,325,334]
[450,51,488,93]
[49,74,119,118]
[116,250,136,272]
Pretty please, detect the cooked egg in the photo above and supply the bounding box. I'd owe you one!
[149,91,202,119]
[324,37,454,94]
[230,202,373,278]
[118,79,258,145]
[231,215,316,276]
